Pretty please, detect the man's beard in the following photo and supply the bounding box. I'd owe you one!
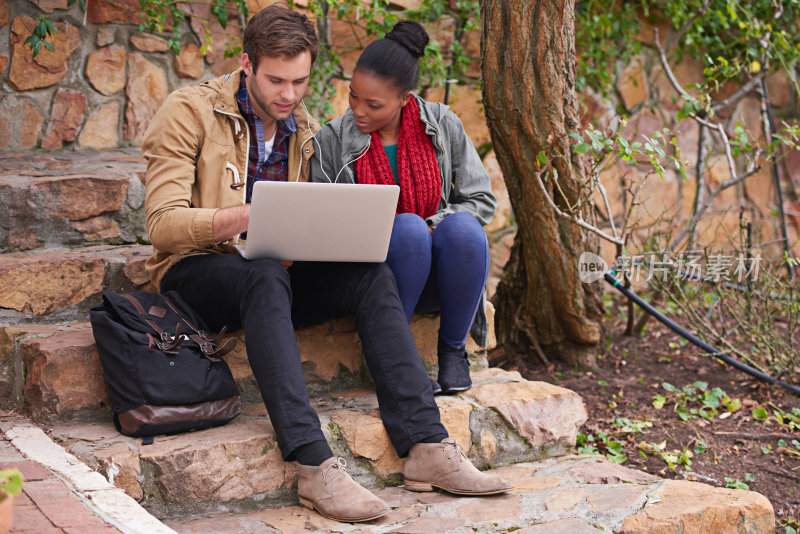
[249,82,297,123]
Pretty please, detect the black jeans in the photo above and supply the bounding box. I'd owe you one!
[161,254,447,460]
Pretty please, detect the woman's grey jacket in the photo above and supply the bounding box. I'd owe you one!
[309,94,497,348]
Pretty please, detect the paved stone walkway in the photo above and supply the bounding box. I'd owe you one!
[0,414,173,534]
[0,457,121,534]
[0,443,121,533]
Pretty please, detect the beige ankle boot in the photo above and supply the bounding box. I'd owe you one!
[403,438,512,495]
[297,457,390,522]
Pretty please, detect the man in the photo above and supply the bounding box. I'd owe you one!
[141,5,510,523]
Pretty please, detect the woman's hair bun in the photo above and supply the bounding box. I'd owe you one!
[385,20,429,59]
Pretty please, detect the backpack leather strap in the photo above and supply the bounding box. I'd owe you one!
[122,293,184,353]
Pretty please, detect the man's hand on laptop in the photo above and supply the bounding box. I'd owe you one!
[212,204,251,243]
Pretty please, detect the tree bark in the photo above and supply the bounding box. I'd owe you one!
[481,0,604,367]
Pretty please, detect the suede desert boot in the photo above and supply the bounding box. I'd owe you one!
[297,457,390,522]
[403,438,512,495]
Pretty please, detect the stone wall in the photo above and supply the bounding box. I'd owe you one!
[0,0,472,150]
[0,0,489,148]
[2,0,178,150]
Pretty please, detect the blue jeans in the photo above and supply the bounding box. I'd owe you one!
[161,255,447,460]
[385,212,490,349]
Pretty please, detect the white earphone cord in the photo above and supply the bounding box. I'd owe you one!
[302,100,371,184]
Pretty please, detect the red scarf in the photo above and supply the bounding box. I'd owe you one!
[355,97,441,218]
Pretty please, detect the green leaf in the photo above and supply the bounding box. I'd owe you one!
[0,469,23,496]
[724,477,749,490]
[751,406,769,419]
[573,143,591,153]
[725,398,742,412]
[652,394,666,409]
[537,151,547,166]
[701,391,720,409]
[662,382,678,393]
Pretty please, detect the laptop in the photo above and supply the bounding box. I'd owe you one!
[237,181,400,262]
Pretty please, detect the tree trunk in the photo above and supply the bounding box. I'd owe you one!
[480,0,604,367]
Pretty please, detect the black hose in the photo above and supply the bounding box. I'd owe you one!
[604,271,800,395]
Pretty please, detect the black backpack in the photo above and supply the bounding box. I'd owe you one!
[90,291,241,437]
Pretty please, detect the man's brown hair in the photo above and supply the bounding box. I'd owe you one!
[243,4,318,70]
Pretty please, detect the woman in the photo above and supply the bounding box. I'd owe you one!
[310,20,496,395]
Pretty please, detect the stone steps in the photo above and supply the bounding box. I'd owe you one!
[0,143,498,413]
[0,149,147,254]
[0,244,153,322]
[47,367,588,520]
[0,241,150,420]
[163,455,775,534]
[0,150,150,324]
[0,299,496,419]
[4,408,775,534]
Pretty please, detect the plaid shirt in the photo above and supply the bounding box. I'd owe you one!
[237,73,296,202]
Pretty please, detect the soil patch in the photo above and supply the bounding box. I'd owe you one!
[490,297,800,532]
